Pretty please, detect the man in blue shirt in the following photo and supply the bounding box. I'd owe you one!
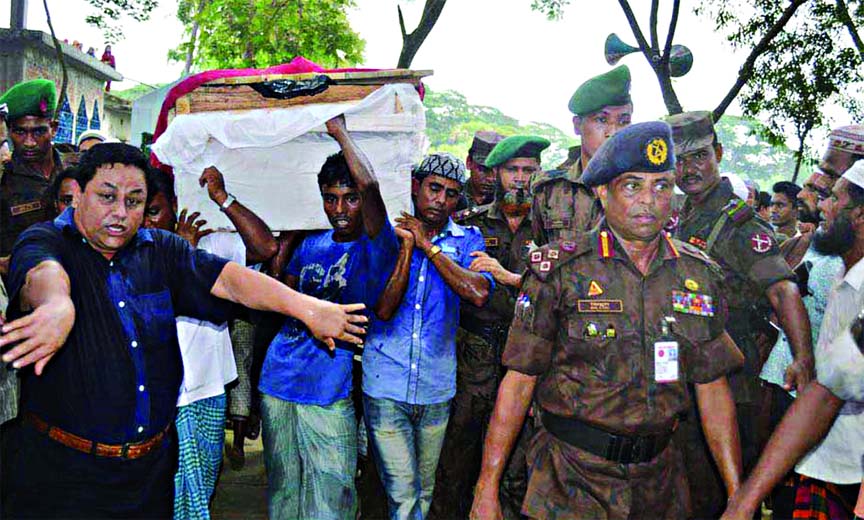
[258,115,398,520]
[0,143,368,519]
[364,152,494,520]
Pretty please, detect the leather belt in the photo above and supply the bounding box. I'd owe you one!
[541,410,673,465]
[25,412,169,460]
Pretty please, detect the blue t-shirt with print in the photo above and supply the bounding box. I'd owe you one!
[259,222,398,405]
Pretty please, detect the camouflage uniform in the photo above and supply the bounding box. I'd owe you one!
[0,149,63,256]
[503,225,742,519]
[529,145,602,247]
[429,202,534,520]
[673,179,794,517]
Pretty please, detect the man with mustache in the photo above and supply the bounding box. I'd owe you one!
[667,111,813,518]
[0,80,67,270]
[458,131,505,211]
[530,66,633,246]
[431,136,548,519]
[0,143,368,518]
[471,122,743,520]
[757,125,863,519]
[723,159,864,520]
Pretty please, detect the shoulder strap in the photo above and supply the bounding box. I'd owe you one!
[705,212,729,255]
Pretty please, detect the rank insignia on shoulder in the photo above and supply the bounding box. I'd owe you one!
[539,261,552,272]
[485,237,499,248]
[587,280,604,297]
[684,279,700,291]
[598,230,615,259]
[672,290,715,317]
[688,236,708,249]
[723,199,753,224]
[548,250,559,259]
[750,232,773,254]
[577,299,623,313]
[530,251,543,263]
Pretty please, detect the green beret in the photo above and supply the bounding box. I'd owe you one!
[664,110,716,155]
[582,121,675,188]
[568,65,632,116]
[485,135,551,168]
[0,79,57,122]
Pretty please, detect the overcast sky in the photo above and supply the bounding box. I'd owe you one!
[2,0,856,141]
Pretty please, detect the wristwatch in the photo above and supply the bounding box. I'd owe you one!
[427,245,442,259]
[219,193,237,212]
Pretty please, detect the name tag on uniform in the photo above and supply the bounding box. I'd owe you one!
[577,299,623,313]
[10,200,42,216]
[654,340,679,383]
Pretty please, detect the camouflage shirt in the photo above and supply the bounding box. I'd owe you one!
[0,150,63,256]
[675,180,794,403]
[453,202,534,398]
[504,224,743,435]
[529,147,602,247]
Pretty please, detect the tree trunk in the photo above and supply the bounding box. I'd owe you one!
[183,0,209,76]
[617,0,683,114]
[397,0,447,69]
[42,0,68,121]
[792,126,812,183]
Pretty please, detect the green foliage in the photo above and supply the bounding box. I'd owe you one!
[84,0,158,44]
[698,0,863,179]
[423,89,578,170]
[530,0,571,20]
[714,115,804,187]
[169,0,365,71]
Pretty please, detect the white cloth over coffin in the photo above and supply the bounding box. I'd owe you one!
[152,84,427,230]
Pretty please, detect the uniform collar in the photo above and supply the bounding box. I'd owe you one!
[8,147,63,181]
[436,217,464,238]
[594,220,680,262]
[53,207,154,245]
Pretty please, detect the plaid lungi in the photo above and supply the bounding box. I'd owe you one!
[173,394,227,520]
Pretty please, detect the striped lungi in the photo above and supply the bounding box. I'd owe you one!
[173,394,227,520]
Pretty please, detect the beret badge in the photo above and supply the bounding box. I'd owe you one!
[645,138,668,166]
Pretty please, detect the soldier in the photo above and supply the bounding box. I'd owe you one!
[0,79,65,267]
[430,135,549,520]
[667,111,814,517]
[471,122,744,520]
[460,130,505,210]
[530,65,633,246]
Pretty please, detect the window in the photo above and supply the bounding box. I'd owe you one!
[90,99,101,130]
[74,95,88,141]
[55,97,74,144]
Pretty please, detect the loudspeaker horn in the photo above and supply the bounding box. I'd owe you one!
[604,33,639,66]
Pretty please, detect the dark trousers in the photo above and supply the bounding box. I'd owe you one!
[4,425,176,519]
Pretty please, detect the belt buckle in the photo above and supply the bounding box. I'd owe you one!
[121,442,131,459]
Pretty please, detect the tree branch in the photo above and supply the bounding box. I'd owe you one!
[397,0,448,69]
[618,0,654,60]
[713,0,808,122]
[43,0,68,121]
[836,0,864,62]
[663,0,681,61]
[650,0,661,53]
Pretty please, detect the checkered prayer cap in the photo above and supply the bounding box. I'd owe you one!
[828,125,864,155]
[413,152,468,186]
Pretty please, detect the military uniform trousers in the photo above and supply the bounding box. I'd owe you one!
[522,426,690,520]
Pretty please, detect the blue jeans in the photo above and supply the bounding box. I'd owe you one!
[363,395,451,520]
[261,394,357,520]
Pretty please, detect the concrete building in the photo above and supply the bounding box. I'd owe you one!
[1,0,123,144]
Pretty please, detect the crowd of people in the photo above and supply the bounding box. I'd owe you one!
[0,63,861,520]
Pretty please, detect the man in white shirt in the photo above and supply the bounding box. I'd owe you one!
[144,165,277,520]
[723,159,864,520]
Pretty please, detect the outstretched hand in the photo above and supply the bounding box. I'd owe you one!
[176,208,214,248]
[325,114,348,137]
[303,300,368,351]
[0,296,75,375]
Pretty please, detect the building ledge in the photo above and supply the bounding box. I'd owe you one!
[0,28,123,82]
